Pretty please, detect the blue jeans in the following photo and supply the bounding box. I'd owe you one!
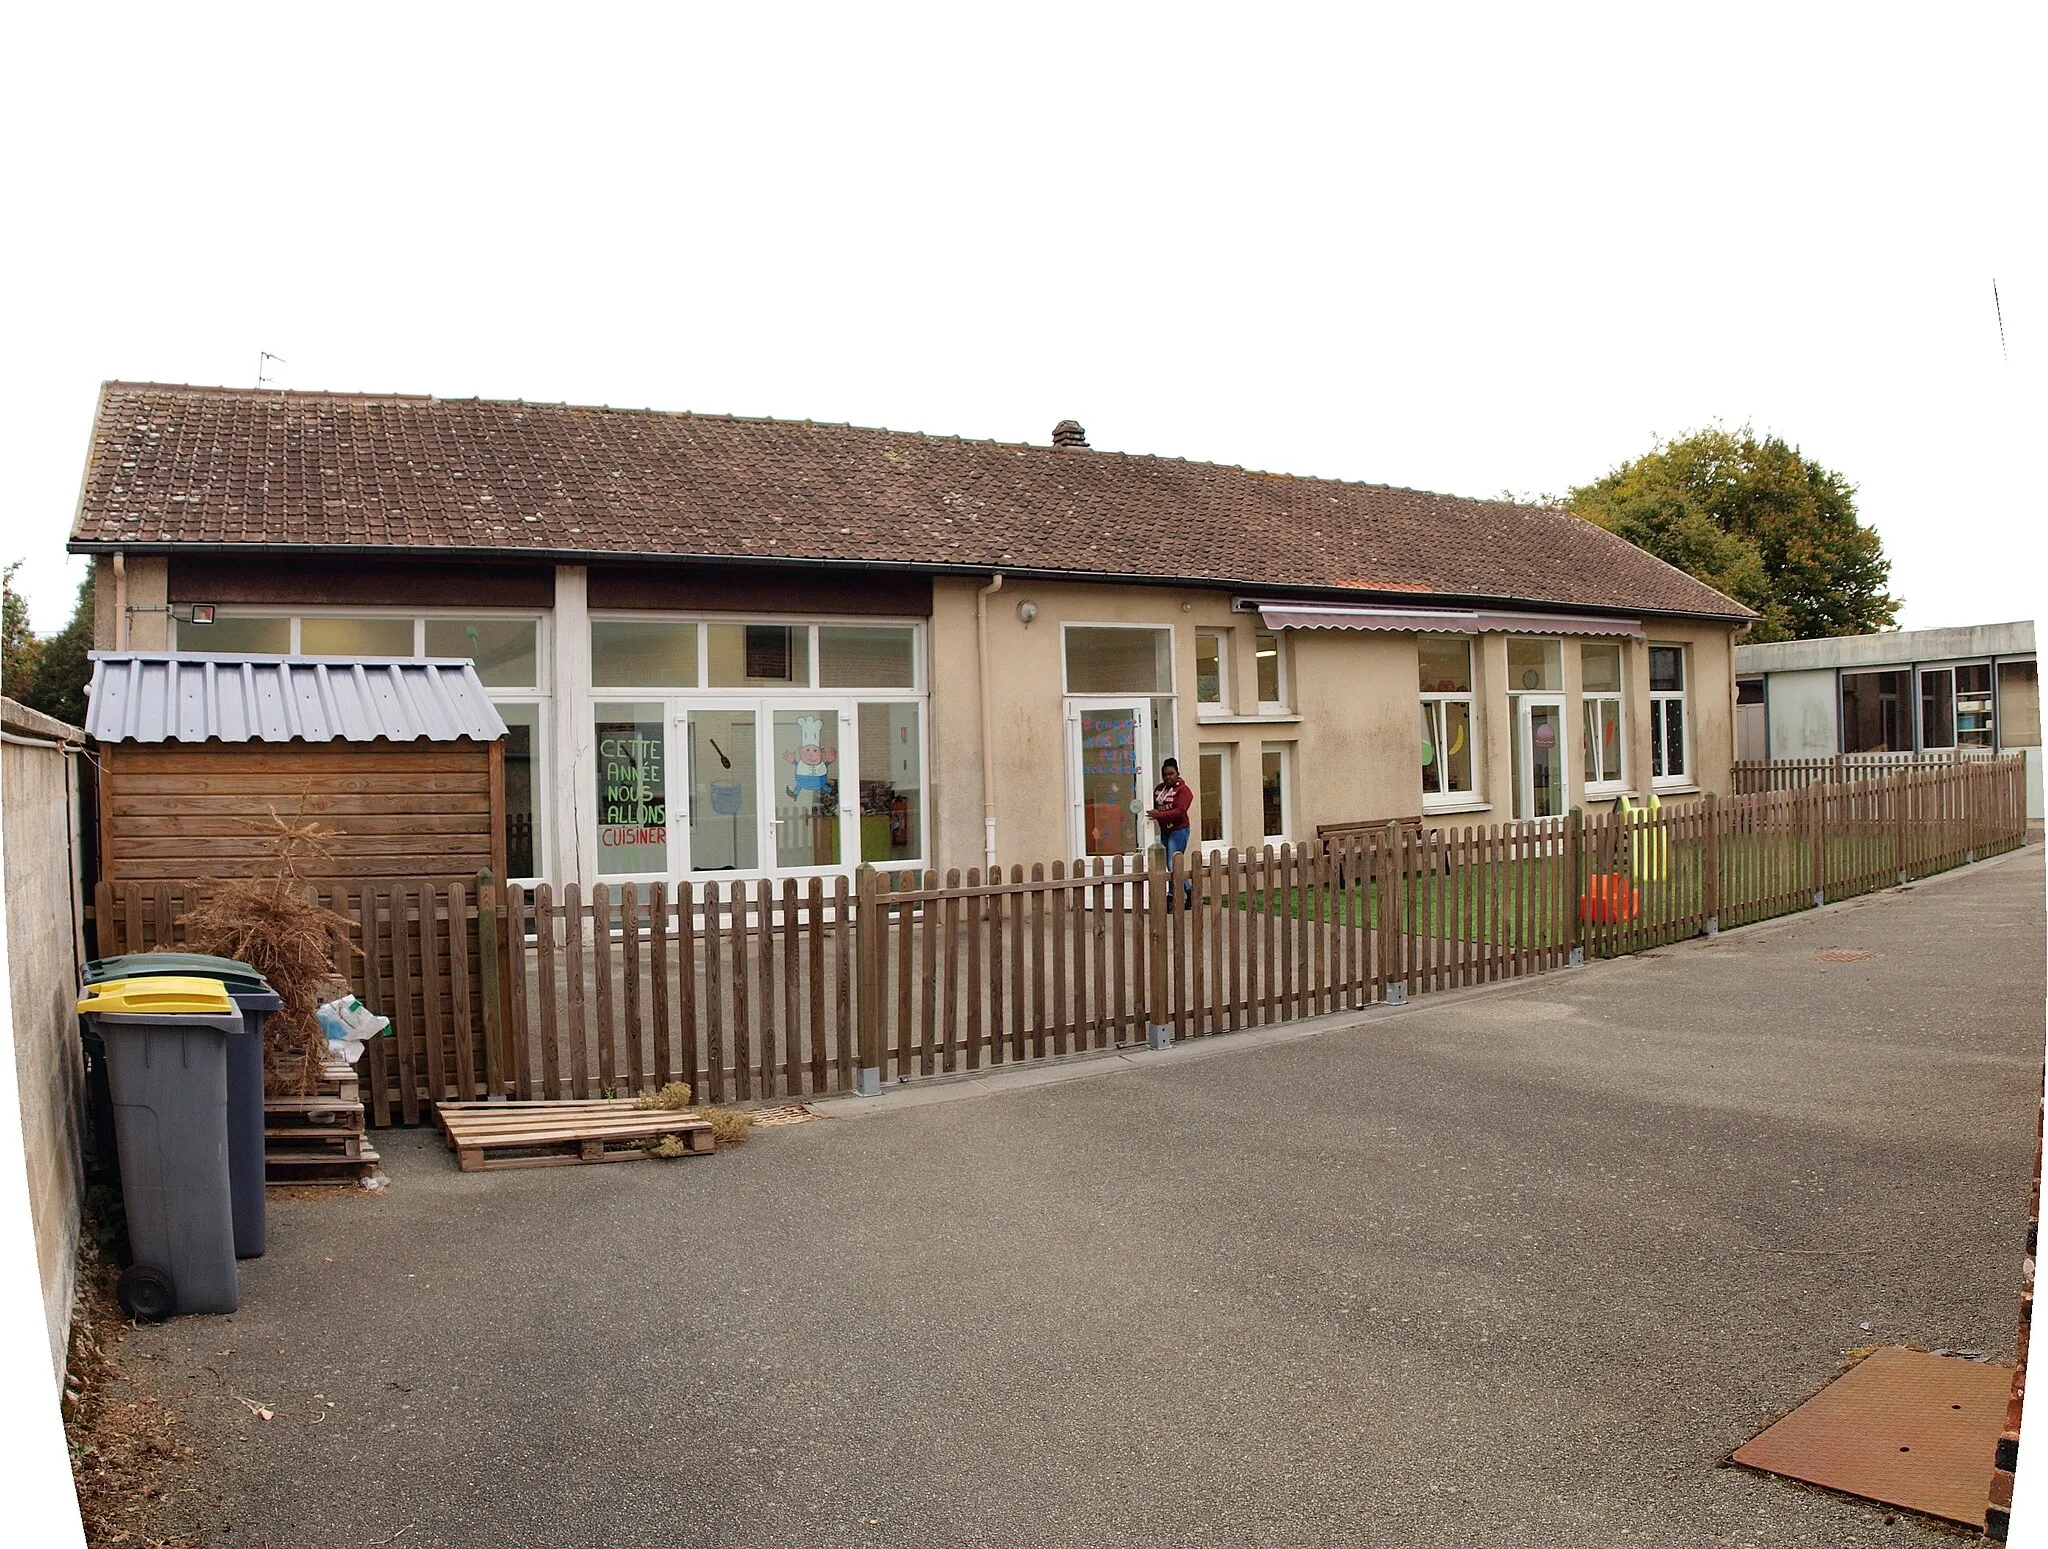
[1162,825,1194,906]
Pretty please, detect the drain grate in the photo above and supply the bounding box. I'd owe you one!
[749,1104,819,1128]
[1816,950,1875,962]
[1733,1346,2011,1526]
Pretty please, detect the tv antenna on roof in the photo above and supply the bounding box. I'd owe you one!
[257,351,287,388]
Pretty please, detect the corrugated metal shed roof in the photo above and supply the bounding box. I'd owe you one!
[84,653,509,744]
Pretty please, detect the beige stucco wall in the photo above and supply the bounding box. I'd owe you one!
[91,553,169,650]
[930,577,1740,873]
[1,697,87,1383]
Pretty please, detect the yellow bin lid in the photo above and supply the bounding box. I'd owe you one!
[77,976,237,1017]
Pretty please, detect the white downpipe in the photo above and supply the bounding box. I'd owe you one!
[976,572,1005,873]
[111,550,127,650]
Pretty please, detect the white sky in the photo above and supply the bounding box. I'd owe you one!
[2,3,2042,635]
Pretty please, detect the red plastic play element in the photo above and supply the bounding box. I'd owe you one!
[1579,872,1640,923]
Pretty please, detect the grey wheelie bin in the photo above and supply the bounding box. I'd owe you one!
[84,953,280,1258]
[76,977,244,1320]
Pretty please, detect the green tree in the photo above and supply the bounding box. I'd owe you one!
[1568,427,1898,641]
[1,561,41,700]
[23,569,95,726]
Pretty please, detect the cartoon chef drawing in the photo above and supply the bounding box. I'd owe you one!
[784,714,836,804]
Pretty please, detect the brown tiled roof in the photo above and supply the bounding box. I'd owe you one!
[69,382,1752,621]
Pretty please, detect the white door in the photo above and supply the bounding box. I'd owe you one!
[1515,695,1569,821]
[1066,699,1154,859]
[679,701,858,876]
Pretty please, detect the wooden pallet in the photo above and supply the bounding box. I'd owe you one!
[433,1100,714,1172]
[264,1081,376,1183]
[265,1141,381,1185]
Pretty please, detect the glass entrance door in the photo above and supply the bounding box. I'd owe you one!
[1068,701,1152,858]
[1515,696,1568,820]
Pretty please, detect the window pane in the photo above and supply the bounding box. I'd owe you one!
[1998,661,2040,747]
[1956,664,1995,748]
[300,616,414,656]
[1920,670,1955,748]
[592,621,697,687]
[497,702,542,879]
[819,626,915,689]
[1651,702,1666,780]
[858,703,923,863]
[1442,700,1473,793]
[1255,630,1282,703]
[1261,745,1286,838]
[1507,637,1561,692]
[1580,641,1622,694]
[1736,677,1766,706]
[1065,626,1171,694]
[184,615,290,654]
[1198,750,1225,843]
[426,618,538,687]
[1078,708,1144,856]
[1662,699,1686,777]
[773,708,842,867]
[1151,698,1176,766]
[1418,637,1472,693]
[1648,645,1684,693]
[707,622,809,688]
[1841,670,1909,753]
[1195,634,1224,705]
[594,703,667,875]
[1584,698,1621,784]
[688,708,757,871]
[1420,705,1442,796]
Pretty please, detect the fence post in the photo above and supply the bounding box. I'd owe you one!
[1808,782,1825,909]
[1376,823,1406,1004]
[1701,795,1720,936]
[854,865,883,1096]
[1145,844,1173,1048]
[1564,808,1584,966]
[475,869,506,1101]
[1966,761,1978,864]
[1895,770,1910,885]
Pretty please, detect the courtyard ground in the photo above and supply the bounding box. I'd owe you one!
[115,845,2043,1547]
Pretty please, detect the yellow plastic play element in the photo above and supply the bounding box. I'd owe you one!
[77,976,236,1017]
[1617,792,1669,882]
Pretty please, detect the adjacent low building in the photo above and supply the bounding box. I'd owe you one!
[1734,620,2041,818]
[69,383,1753,890]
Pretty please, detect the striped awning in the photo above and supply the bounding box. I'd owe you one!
[1248,602,1645,638]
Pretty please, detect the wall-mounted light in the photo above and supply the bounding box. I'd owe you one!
[185,603,217,625]
[1016,601,1039,625]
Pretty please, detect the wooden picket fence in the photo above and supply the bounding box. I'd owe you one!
[91,755,2029,1123]
[1731,749,1996,794]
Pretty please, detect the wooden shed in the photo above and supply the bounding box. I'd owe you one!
[85,652,508,889]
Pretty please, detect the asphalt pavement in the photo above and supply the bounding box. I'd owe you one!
[128,844,2045,1547]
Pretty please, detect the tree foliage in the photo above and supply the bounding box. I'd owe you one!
[1568,427,1898,641]
[2,566,97,725]
[1,562,40,700]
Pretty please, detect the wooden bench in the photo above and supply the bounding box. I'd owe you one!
[1317,816,1426,884]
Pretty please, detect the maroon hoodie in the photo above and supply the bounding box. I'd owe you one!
[1150,775,1192,833]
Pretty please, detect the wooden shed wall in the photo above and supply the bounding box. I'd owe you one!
[99,740,505,888]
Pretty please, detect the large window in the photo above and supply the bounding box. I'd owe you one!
[1197,745,1231,848]
[185,614,289,654]
[1649,645,1688,786]
[1580,642,1625,792]
[1064,625,1173,694]
[857,703,923,863]
[1919,667,1957,749]
[1841,670,1909,753]
[1955,664,1994,748]
[594,703,669,876]
[1999,662,2040,749]
[1418,637,1476,804]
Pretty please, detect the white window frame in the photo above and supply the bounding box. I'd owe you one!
[1579,642,1627,796]
[1196,743,1233,852]
[587,616,926,696]
[1418,636,1480,812]
[1259,741,1293,844]
[1059,621,1176,698]
[1254,627,1289,714]
[1194,629,1231,717]
[1649,643,1691,789]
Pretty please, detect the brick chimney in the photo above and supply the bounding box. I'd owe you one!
[1051,419,1089,449]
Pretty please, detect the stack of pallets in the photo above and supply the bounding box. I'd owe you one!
[433,1099,713,1172]
[264,1058,380,1185]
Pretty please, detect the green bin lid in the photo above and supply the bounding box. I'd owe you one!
[85,952,271,995]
